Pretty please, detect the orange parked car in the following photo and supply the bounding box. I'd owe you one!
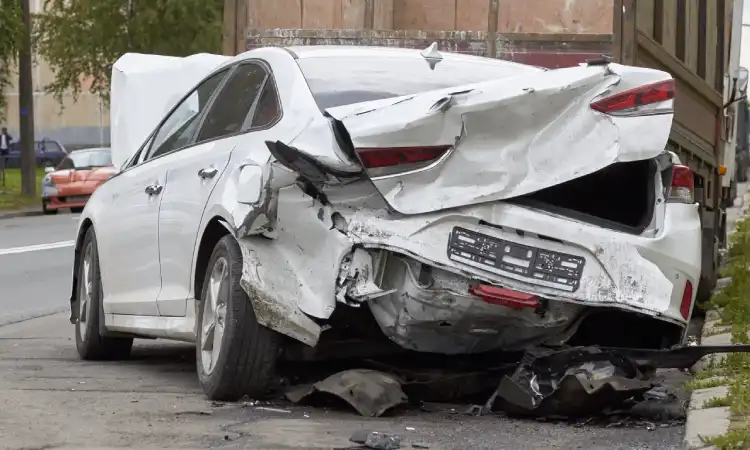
[41,147,115,214]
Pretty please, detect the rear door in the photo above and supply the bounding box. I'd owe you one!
[156,61,280,316]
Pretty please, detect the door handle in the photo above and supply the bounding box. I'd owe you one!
[145,184,163,196]
[198,167,218,180]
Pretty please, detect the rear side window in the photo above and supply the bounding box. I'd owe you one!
[296,55,541,109]
[197,62,267,142]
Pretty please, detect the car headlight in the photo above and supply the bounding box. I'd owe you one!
[42,175,55,187]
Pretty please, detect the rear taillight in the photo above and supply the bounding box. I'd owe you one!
[355,145,452,178]
[667,164,694,203]
[590,79,675,116]
[469,285,540,310]
[680,280,693,320]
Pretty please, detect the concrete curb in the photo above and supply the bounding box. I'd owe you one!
[683,185,750,449]
[0,208,43,220]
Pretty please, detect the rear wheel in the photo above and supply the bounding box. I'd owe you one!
[196,235,282,401]
[74,227,133,360]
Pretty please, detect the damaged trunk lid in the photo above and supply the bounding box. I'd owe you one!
[304,55,674,215]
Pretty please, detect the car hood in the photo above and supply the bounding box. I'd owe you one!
[49,167,117,184]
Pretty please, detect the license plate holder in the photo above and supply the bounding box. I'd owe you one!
[447,227,585,291]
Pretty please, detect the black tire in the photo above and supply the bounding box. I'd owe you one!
[196,235,282,401]
[42,200,57,215]
[71,207,84,214]
[74,227,133,360]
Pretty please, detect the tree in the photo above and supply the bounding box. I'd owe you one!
[0,0,23,121]
[34,0,223,105]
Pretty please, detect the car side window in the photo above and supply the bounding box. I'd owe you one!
[196,63,267,143]
[57,157,74,171]
[248,77,281,129]
[147,69,228,160]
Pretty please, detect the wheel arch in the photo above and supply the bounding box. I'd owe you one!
[69,217,94,323]
[192,216,234,303]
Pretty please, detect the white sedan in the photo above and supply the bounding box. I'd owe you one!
[70,45,702,401]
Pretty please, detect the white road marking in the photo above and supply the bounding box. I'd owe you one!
[0,240,75,256]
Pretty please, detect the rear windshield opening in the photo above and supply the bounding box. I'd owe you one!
[513,160,657,234]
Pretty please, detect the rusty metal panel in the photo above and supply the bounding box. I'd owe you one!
[373,0,395,29]
[497,0,613,33]
[457,0,490,31]
[394,0,458,31]
[248,0,302,28]
[302,0,341,29]
[340,0,366,28]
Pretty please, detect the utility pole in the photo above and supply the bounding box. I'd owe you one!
[18,0,36,196]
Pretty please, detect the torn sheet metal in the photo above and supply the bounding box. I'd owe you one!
[335,196,700,324]
[366,253,584,354]
[286,369,408,417]
[490,347,656,417]
[325,63,673,215]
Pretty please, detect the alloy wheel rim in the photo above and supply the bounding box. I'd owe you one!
[200,257,228,375]
[78,243,92,342]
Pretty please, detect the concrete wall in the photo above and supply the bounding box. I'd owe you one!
[1,0,109,148]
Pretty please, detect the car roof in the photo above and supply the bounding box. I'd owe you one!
[283,45,541,72]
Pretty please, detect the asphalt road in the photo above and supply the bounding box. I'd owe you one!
[0,213,79,325]
[0,213,689,449]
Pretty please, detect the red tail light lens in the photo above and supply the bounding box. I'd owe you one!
[667,164,694,203]
[469,285,540,310]
[591,79,675,116]
[355,145,452,178]
[680,280,693,320]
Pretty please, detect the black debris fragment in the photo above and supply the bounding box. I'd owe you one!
[490,347,656,417]
[286,369,408,417]
[350,430,403,450]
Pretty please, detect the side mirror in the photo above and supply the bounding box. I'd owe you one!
[44,166,54,174]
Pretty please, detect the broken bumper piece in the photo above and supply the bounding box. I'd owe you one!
[490,344,750,417]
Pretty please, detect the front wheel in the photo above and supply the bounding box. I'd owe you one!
[42,200,57,215]
[74,227,133,360]
[196,235,282,401]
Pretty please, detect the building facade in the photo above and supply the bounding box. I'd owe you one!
[2,0,109,149]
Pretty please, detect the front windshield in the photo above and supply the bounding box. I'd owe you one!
[57,148,112,170]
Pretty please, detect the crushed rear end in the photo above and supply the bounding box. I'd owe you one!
[241,49,702,357]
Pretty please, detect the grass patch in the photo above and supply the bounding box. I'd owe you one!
[705,396,733,408]
[0,168,45,211]
[686,377,729,392]
[703,215,750,449]
[708,428,750,450]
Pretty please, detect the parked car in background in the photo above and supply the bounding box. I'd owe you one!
[5,138,69,169]
[41,147,114,214]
